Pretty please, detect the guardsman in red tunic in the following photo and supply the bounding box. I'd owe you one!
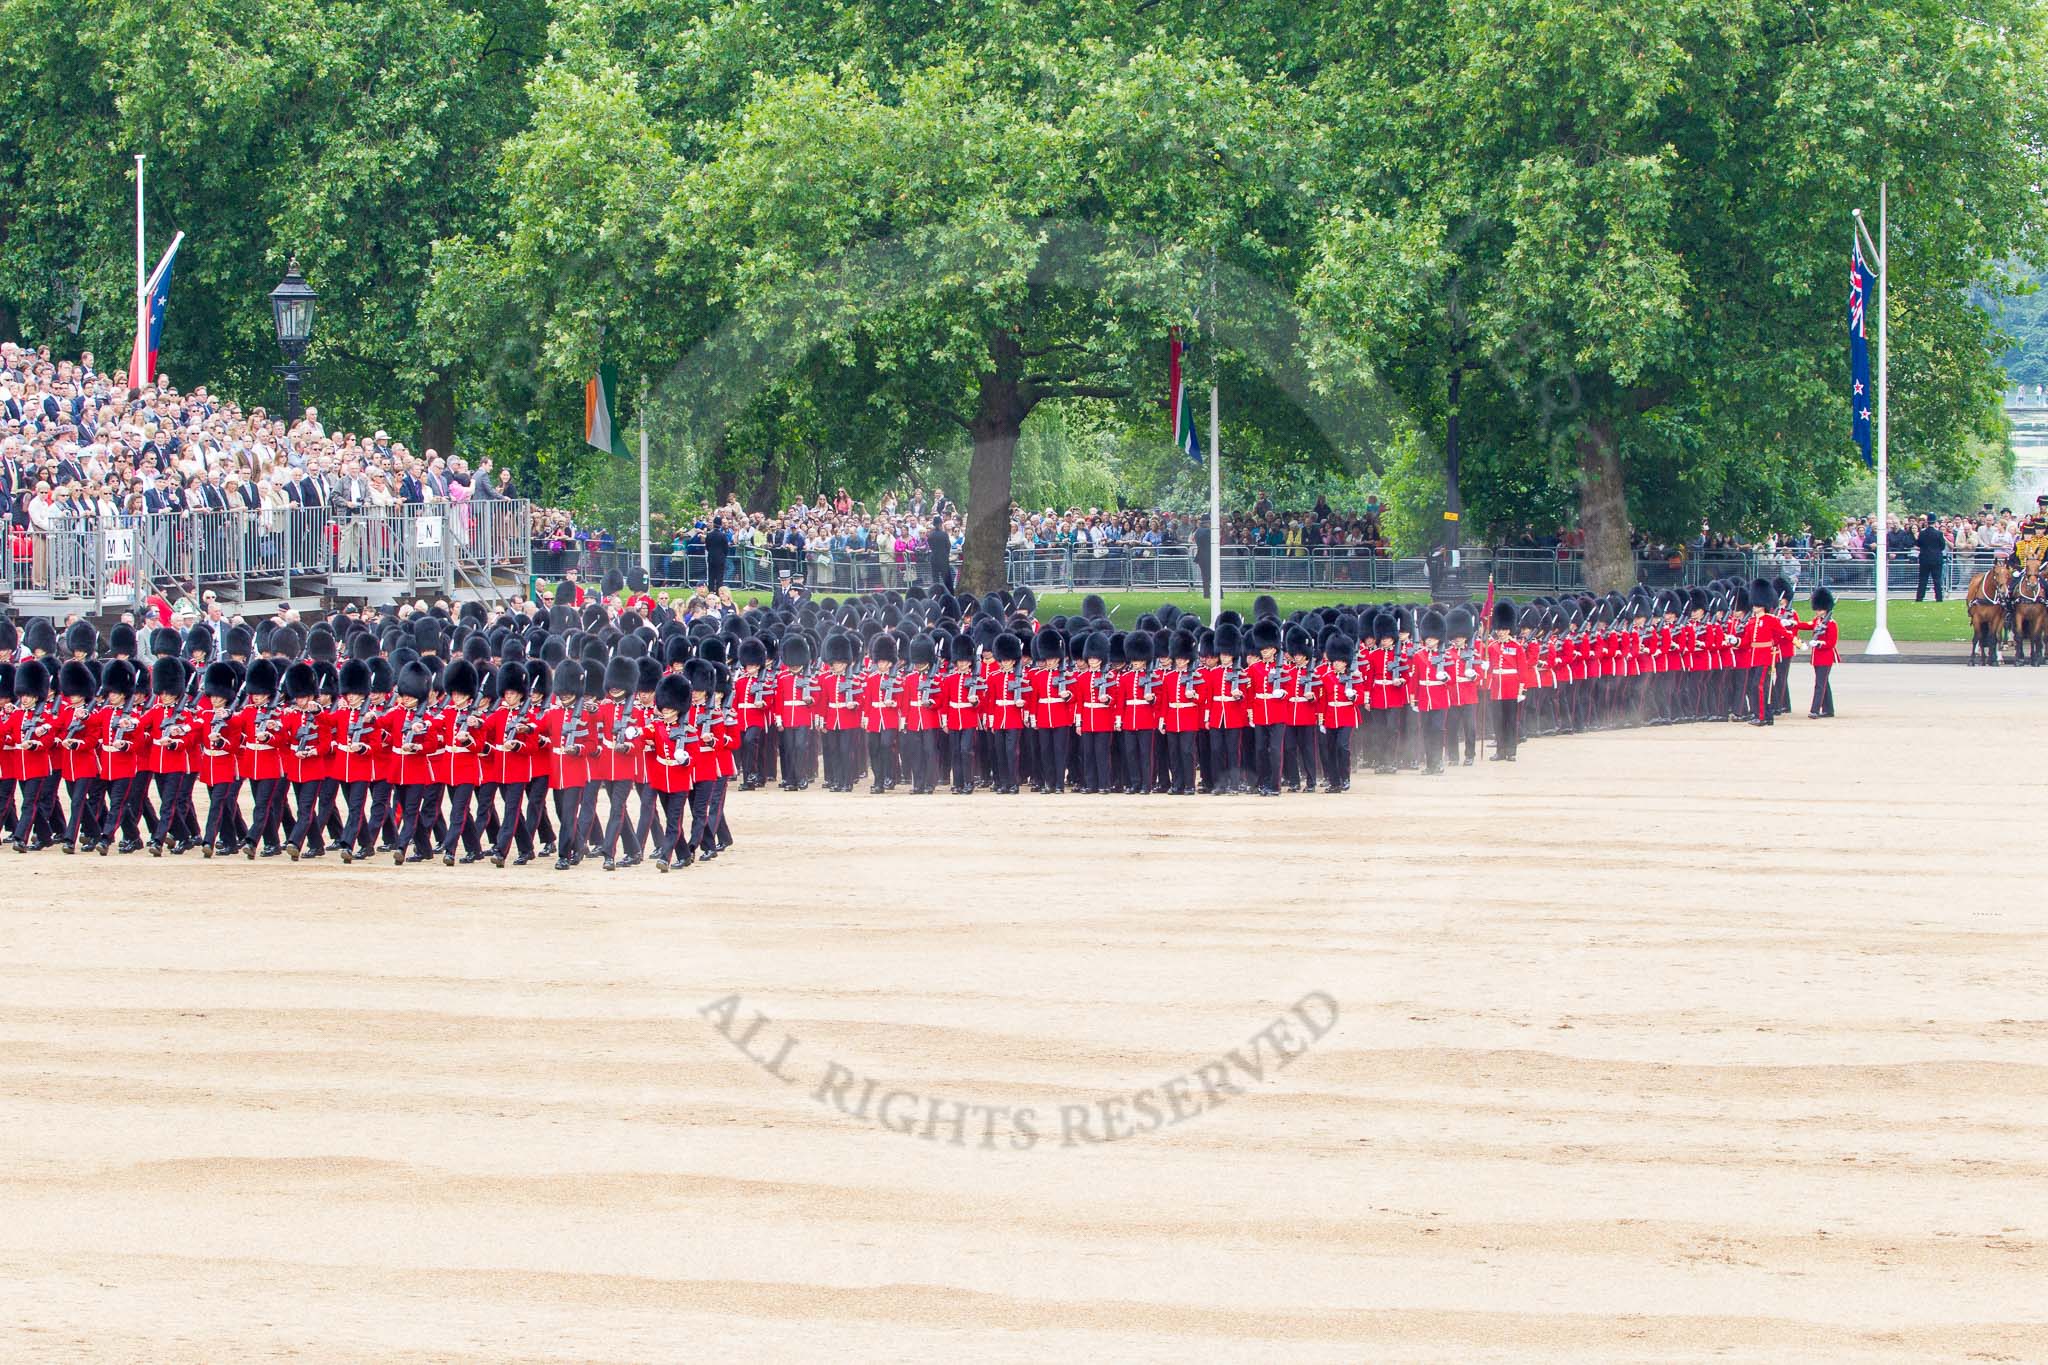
[53,660,105,853]
[1738,578,1783,726]
[1482,601,1524,761]
[280,661,336,860]
[1283,626,1321,792]
[1069,631,1115,794]
[1803,586,1838,718]
[1315,635,1361,792]
[1769,576,1801,717]
[982,631,1028,794]
[1446,607,1481,766]
[733,639,772,790]
[1115,630,1160,794]
[773,635,816,791]
[862,633,906,793]
[645,672,696,871]
[486,661,546,867]
[1245,619,1289,797]
[9,659,58,850]
[195,661,246,857]
[333,660,387,864]
[899,634,942,795]
[938,633,982,794]
[1024,629,1071,794]
[380,660,446,864]
[682,659,727,859]
[1406,609,1452,775]
[234,658,290,859]
[1362,611,1402,774]
[89,661,147,854]
[591,655,644,867]
[435,659,491,866]
[1200,622,1252,794]
[1155,630,1202,796]
[543,659,597,869]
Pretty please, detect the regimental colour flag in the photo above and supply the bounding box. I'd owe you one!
[1849,238,1874,468]
[127,231,182,388]
[1169,328,1202,465]
[584,363,630,459]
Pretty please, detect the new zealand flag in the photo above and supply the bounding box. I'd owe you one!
[1849,238,1874,468]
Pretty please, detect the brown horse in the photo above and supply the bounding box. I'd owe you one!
[1967,559,2013,666]
[2014,561,2048,666]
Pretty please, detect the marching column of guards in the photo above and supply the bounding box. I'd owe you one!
[0,572,1837,866]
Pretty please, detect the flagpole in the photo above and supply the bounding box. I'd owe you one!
[134,154,146,386]
[638,375,651,581]
[1862,184,1897,655]
[1208,383,1222,624]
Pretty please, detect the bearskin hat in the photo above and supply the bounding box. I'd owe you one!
[366,657,395,695]
[1166,630,1196,661]
[736,638,768,669]
[100,659,137,697]
[945,632,978,665]
[1810,586,1835,613]
[389,661,427,703]
[780,635,812,670]
[682,658,718,695]
[55,660,92,699]
[300,627,335,663]
[993,631,1025,664]
[278,661,315,703]
[697,638,728,668]
[1324,635,1357,665]
[596,655,633,696]
[1732,583,1752,612]
[653,673,691,715]
[0,663,12,700]
[870,633,899,665]
[273,625,305,660]
[1771,575,1792,605]
[1249,618,1283,654]
[1492,600,1517,633]
[1748,578,1773,611]
[1419,608,1447,640]
[906,634,937,669]
[1126,629,1155,665]
[0,618,15,653]
[139,627,176,660]
[438,658,477,699]
[490,661,526,700]
[201,661,238,700]
[615,631,648,661]
[14,659,49,699]
[149,656,186,698]
[1213,622,1243,657]
[224,625,254,659]
[334,658,369,698]
[819,633,853,667]
[241,658,278,697]
[601,569,625,597]
[63,620,97,657]
[1080,593,1108,623]
[106,623,138,658]
[1252,594,1279,622]
[552,580,576,608]
[24,618,58,655]
[1284,626,1315,658]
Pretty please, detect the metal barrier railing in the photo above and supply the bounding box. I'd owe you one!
[0,500,531,611]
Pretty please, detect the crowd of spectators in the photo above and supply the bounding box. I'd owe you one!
[0,340,523,597]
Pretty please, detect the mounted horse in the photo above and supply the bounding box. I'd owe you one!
[2013,559,2048,666]
[1966,558,2014,666]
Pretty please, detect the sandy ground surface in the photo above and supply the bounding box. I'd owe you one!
[2,664,2046,1363]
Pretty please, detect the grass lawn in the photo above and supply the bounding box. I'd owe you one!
[1029,591,1973,643]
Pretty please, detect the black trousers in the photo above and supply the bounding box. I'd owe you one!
[392,783,438,857]
[948,730,977,791]
[64,776,106,846]
[441,782,485,857]
[202,778,245,849]
[1915,564,1942,601]
[495,776,548,859]
[1248,724,1283,792]
[1318,727,1352,787]
[1118,729,1152,794]
[1078,732,1112,793]
[1214,728,1250,791]
[151,772,195,845]
[289,777,337,853]
[596,778,641,859]
[1771,657,1793,714]
[98,773,145,844]
[341,779,386,854]
[687,779,719,853]
[1809,664,1834,717]
[988,729,1021,791]
[1492,697,1519,759]
[1286,723,1319,789]
[1163,731,1197,793]
[650,788,691,863]
[246,776,288,851]
[740,729,768,787]
[552,785,589,863]
[1418,710,1448,772]
[1036,728,1069,793]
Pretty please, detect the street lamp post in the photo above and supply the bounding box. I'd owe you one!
[268,257,316,424]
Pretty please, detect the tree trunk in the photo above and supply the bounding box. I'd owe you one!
[959,330,1028,597]
[1576,418,1634,592]
[743,448,783,517]
[415,375,456,460]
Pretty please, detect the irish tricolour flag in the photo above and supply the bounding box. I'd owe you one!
[1169,328,1202,465]
[584,364,630,458]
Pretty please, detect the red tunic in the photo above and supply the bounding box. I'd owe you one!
[1156,665,1204,734]
[1316,664,1361,728]
[1247,660,1290,728]
[982,667,1028,731]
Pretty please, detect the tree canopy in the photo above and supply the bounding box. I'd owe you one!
[5,0,2043,589]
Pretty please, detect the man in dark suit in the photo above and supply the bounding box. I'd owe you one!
[927,515,953,593]
[706,517,730,592]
